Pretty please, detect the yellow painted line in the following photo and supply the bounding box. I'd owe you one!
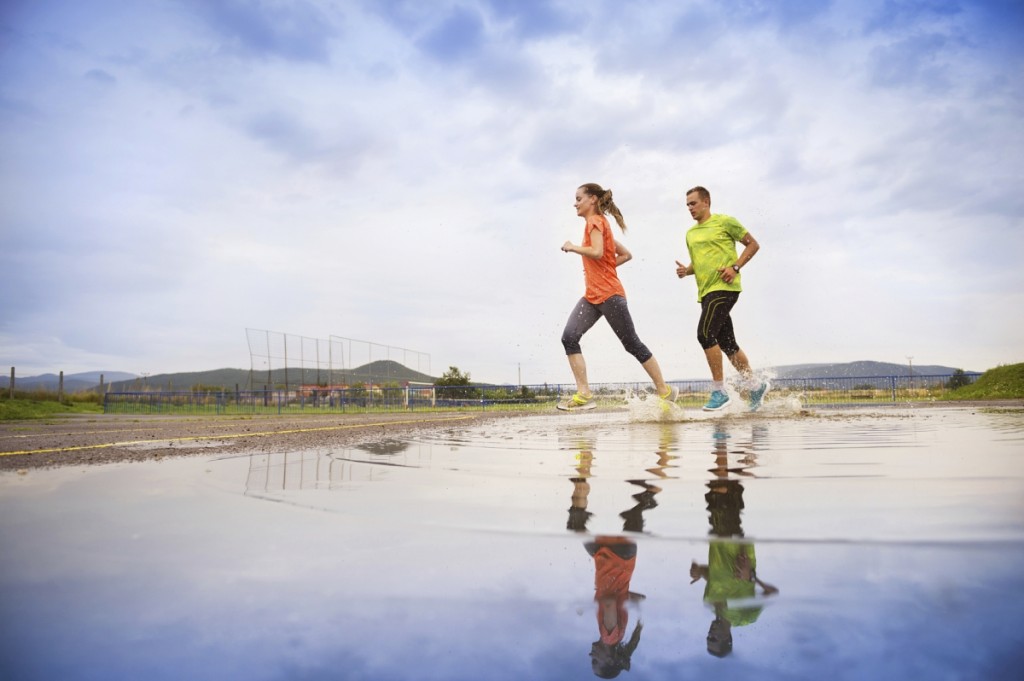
[0,415,476,457]
[0,428,192,441]
[0,416,345,439]
[0,424,298,440]
[0,416,442,440]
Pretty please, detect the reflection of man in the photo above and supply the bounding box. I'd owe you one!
[689,536,778,657]
[586,537,644,678]
[690,426,778,657]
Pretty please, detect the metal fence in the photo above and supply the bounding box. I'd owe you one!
[102,373,982,415]
[245,328,431,390]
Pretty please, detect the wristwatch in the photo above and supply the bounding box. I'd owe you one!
[731,264,741,273]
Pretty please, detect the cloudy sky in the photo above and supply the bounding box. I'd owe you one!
[2,0,1022,385]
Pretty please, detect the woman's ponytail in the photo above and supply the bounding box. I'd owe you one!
[580,183,628,232]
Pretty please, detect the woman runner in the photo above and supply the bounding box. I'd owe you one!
[559,183,677,410]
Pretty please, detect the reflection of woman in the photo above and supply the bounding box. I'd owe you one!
[586,537,644,678]
[566,436,671,534]
[567,438,672,675]
[619,480,660,534]
[568,447,595,532]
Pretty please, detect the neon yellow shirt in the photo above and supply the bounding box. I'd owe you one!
[685,214,748,302]
[703,542,763,626]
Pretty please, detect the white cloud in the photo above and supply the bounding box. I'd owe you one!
[1,0,1021,380]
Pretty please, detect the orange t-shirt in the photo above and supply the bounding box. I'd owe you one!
[592,537,637,645]
[581,214,627,304]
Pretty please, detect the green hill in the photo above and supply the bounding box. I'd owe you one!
[108,360,437,391]
[942,363,1024,400]
[771,360,972,379]
[11,371,137,393]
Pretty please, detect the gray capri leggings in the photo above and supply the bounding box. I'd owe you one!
[561,295,653,364]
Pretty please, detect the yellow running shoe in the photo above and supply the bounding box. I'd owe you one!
[557,392,597,411]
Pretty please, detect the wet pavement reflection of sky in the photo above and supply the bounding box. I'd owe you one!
[2,407,1023,680]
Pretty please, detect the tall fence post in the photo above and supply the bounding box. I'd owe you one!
[58,371,64,402]
[890,376,897,402]
[8,367,13,398]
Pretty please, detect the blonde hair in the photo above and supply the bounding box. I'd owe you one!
[579,183,627,232]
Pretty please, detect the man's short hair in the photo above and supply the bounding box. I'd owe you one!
[687,186,711,202]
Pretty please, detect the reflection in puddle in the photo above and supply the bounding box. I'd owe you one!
[244,440,428,491]
[586,536,644,677]
[568,436,663,675]
[2,408,1023,680]
[692,425,779,658]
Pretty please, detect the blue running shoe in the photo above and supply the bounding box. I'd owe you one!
[702,390,731,412]
[748,382,768,412]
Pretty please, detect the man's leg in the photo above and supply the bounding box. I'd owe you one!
[725,348,768,410]
[718,313,761,390]
[697,293,740,411]
[701,344,731,410]
[698,293,738,386]
[704,344,725,383]
[727,349,751,379]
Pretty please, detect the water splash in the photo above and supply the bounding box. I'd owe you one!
[623,390,689,423]
[661,367,803,420]
[616,367,803,421]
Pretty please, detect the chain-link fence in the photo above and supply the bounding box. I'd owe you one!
[103,373,982,415]
[245,329,431,390]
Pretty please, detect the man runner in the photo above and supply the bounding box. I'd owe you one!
[675,186,768,411]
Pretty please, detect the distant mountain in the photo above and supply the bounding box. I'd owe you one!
[13,360,979,393]
[12,371,137,392]
[769,361,974,379]
[109,369,251,392]
[108,360,438,391]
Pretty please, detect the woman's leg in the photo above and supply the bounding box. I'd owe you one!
[600,296,672,397]
[640,356,671,397]
[567,353,591,397]
[561,298,603,396]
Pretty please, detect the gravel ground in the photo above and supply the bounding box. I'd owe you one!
[0,411,527,471]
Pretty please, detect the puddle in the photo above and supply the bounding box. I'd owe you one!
[1,407,1023,680]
